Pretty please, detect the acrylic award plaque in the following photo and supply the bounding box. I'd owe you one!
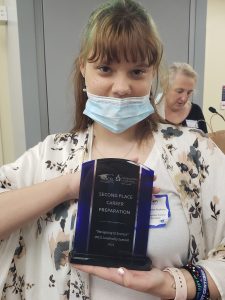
[69,158,154,270]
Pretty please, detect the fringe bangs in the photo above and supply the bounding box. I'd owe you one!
[87,18,162,66]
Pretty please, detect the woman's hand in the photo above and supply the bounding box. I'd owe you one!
[129,157,160,195]
[152,175,160,195]
[73,265,175,299]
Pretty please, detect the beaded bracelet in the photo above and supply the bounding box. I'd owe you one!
[183,264,210,300]
[163,267,187,300]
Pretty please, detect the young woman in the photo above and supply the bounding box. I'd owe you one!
[0,0,224,299]
[156,62,208,133]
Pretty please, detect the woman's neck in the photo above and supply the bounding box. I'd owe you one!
[165,101,191,124]
[93,123,137,144]
[91,122,154,164]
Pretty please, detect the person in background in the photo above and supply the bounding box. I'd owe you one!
[157,62,208,133]
[0,0,224,299]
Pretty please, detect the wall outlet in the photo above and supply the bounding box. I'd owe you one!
[0,5,7,22]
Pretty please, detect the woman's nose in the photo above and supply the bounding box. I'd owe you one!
[111,76,132,97]
[181,92,189,101]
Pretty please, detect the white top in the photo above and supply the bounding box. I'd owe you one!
[91,143,189,300]
[1,124,225,299]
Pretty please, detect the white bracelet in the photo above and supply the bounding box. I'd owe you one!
[163,267,187,300]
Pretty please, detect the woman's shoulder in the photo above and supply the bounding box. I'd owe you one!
[155,123,208,148]
[19,129,90,166]
[191,102,202,109]
[157,123,206,137]
[155,123,225,160]
[190,102,204,115]
[41,129,89,149]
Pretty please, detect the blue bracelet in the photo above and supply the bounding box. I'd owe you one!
[196,266,210,300]
[183,264,210,300]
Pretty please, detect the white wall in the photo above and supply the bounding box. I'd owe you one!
[203,0,225,132]
[0,0,26,164]
[0,0,15,164]
[0,130,3,165]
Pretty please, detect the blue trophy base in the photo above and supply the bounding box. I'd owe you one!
[69,251,152,270]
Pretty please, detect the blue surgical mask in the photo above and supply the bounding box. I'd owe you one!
[83,92,154,133]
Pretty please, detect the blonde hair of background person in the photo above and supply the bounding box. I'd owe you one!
[157,62,208,133]
[0,0,224,299]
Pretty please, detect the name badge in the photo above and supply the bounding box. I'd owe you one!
[149,194,170,228]
[186,119,198,129]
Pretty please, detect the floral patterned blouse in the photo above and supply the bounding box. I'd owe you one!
[0,124,225,299]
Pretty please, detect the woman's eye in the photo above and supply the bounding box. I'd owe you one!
[176,90,184,94]
[97,65,111,73]
[187,91,193,96]
[132,69,145,77]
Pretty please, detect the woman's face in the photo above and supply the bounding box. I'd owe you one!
[80,59,154,98]
[166,73,196,112]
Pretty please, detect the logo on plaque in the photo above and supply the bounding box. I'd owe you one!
[69,158,154,270]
